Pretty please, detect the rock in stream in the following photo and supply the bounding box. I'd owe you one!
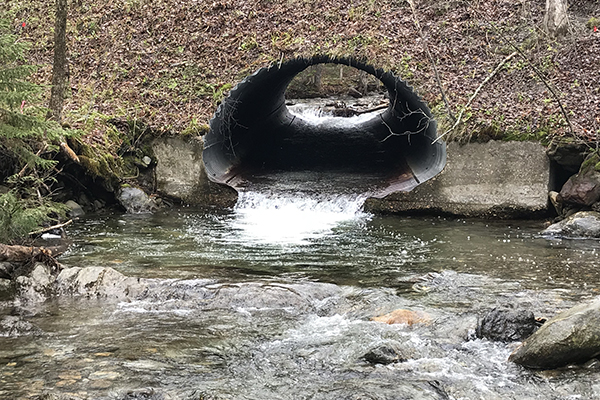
[541,211,600,238]
[476,307,539,342]
[509,297,600,369]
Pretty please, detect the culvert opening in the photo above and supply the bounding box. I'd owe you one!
[203,56,446,198]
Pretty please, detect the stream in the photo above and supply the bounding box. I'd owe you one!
[2,101,600,399]
[1,196,600,399]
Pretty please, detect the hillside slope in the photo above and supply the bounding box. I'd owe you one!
[5,0,600,143]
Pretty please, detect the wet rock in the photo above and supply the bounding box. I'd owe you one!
[476,307,539,342]
[56,266,147,300]
[184,390,221,400]
[541,211,600,238]
[0,278,14,300]
[117,186,159,214]
[137,280,341,315]
[120,388,165,400]
[93,199,105,211]
[0,315,43,336]
[372,309,431,325]
[548,191,563,215]
[15,263,54,303]
[509,297,600,369]
[559,170,600,206]
[361,345,406,365]
[65,200,85,218]
[0,262,15,279]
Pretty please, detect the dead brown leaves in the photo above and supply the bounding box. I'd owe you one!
[11,0,600,142]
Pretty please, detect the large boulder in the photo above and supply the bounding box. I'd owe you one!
[14,265,148,303]
[559,170,600,206]
[509,297,600,369]
[364,141,550,219]
[541,211,600,238]
[14,263,54,303]
[56,266,147,300]
[476,307,539,342]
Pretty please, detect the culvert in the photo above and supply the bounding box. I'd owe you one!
[203,56,446,198]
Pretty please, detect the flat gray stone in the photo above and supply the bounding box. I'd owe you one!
[65,200,85,217]
[117,186,158,214]
[542,211,600,238]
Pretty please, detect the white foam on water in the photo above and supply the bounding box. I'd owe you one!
[288,104,381,126]
[230,191,370,245]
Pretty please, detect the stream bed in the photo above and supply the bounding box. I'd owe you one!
[1,190,600,399]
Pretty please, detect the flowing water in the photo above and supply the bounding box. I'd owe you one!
[2,194,600,399]
[2,104,600,399]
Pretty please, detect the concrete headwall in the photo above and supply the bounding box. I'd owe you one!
[152,137,237,207]
[364,141,550,218]
[153,137,550,218]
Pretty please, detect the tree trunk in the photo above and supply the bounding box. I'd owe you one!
[543,0,569,37]
[312,64,323,92]
[48,0,68,123]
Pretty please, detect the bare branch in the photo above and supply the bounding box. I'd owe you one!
[380,104,432,143]
[28,219,75,236]
[433,51,517,144]
[407,0,455,122]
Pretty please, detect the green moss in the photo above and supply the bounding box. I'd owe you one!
[78,155,100,176]
[587,17,599,29]
[181,118,210,136]
[502,129,549,144]
[581,152,600,173]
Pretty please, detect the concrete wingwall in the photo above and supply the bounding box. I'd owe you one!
[152,136,237,207]
[364,141,550,218]
[153,137,550,218]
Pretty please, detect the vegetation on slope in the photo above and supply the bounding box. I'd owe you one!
[3,0,598,144]
[0,19,72,243]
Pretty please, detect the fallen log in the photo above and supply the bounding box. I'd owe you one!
[0,243,65,263]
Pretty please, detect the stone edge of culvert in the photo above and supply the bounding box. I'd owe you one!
[364,140,551,220]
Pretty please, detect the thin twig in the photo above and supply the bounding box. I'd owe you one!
[380,105,432,143]
[355,103,389,115]
[479,13,574,136]
[433,51,517,144]
[28,218,75,236]
[407,0,455,122]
